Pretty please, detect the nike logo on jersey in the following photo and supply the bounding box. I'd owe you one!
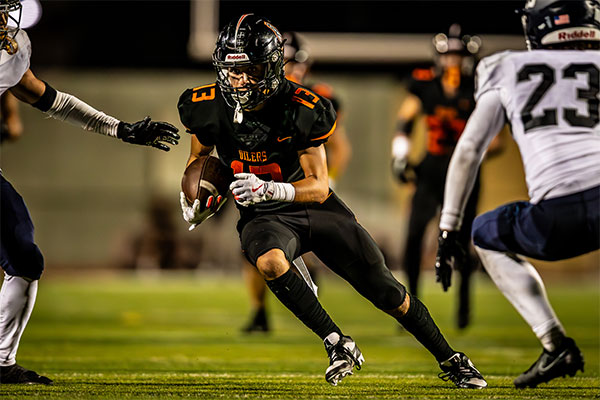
[277,136,291,142]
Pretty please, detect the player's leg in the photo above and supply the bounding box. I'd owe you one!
[455,177,480,329]
[404,181,439,296]
[240,213,360,385]
[310,195,486,388]
[241,260,270,333]
[0,175,52,385]
[471,188,599,387]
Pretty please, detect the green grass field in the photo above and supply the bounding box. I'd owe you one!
[0,270,598,399]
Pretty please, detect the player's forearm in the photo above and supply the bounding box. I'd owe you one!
[32,83,120,137]
[291,174,329,203]
[440,90,505,231]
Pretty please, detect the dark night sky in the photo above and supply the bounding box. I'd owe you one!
[26,0,525,69]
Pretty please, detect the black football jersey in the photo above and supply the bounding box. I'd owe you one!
[178,79,337,213]
[407,68,475,156]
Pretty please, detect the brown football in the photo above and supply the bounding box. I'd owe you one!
[181,155,233,209]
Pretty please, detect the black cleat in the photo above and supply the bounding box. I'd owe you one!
[439,352,487,389]
[324,334,365,386]
[514,337,584,388]
[0,364,53,385]
[241,308,270,334]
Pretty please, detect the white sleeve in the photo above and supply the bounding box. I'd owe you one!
[46,90,120,137]
[439,89,506,231]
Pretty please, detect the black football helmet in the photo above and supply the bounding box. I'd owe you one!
[0,0,22,54]
[213,14,285,113]
[519,0,600,49]
[432,24,481,77]
[432,23,482,56]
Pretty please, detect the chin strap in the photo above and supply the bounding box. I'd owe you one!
[234,103,244,124]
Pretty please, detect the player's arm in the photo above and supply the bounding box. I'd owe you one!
[324,116,352,186]
[186,134,214,167]
[180,135,218,230]
[435,89,505,290]
[229,144,329,206]
[294,144,330,202]
[9,69,180,151]
[0,91,23,141]
[392,93,422,182]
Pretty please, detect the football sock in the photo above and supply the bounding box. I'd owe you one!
[475,247,566,352]
[398,295,454,362]
[266,268,341,340]
[0,275,38,366]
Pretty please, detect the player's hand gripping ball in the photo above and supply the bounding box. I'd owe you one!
[180,155,232,230]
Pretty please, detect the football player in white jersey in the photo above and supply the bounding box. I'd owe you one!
[434,0,599,389]
[0,0,179,384]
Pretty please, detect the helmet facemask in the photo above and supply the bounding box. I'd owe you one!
[0,0,22,55]
[214,47,284,113]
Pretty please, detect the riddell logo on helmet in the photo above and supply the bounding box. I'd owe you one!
[558,30,595,40]
[226,53,249,61]
[542,27,600,44]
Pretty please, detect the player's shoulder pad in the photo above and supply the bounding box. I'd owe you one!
[285,80,337,147]
[0,29,31,86]
[310,82,341,112]
[475,50,517,101]
[177,83,219,133]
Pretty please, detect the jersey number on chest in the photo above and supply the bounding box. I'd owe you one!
[230,160,283,182]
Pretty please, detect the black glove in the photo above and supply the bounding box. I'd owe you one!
[435,230,467,292]
[391,157,416,183]
[117,117,180,152]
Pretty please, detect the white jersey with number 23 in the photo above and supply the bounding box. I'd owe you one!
[476,49,600,203]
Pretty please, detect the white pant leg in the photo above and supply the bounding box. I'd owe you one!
[0,274,38,367]
[475,246,565,348]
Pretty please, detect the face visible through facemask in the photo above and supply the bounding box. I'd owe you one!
[227,64,266,106]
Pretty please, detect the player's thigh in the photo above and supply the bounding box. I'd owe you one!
[309,202,406,310]
[473,191,599,260]
[0,175,44,279]
[240,214,303,266]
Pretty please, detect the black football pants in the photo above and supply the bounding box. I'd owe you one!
[238,192,407,312]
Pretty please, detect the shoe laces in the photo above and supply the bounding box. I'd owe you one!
[438,357,480,383]
[327,339,362,370]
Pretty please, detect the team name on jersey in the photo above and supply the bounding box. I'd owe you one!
[238,150,268,163]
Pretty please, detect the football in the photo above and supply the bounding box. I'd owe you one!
[181,155,233,208]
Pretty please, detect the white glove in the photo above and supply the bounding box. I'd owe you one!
[229,173,273,207]
[179,191,226,231]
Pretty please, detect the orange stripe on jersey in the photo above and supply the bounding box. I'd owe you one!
[311,121,337,141]
[292,95,316,109]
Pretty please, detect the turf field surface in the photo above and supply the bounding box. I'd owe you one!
[0,270,598,399]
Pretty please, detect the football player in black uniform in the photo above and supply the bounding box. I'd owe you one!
[178,14,486,388]
[241,30,353,334]
[391,24,501,329]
